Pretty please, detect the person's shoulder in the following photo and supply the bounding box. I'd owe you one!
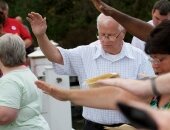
[125,43,149,61]
[71,40,99,55]
[125,42,146,55]
[131,35,146,47]
[76,40,99,49]
[7,17,23,25]
[7,17,19,22]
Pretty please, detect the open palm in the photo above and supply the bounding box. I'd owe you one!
[27,12,47,37]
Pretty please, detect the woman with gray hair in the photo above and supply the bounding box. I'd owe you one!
[0,33,50,130]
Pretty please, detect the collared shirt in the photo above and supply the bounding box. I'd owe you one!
[131,20,154,51]
[53,40,155,124]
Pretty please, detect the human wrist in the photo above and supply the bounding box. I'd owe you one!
[49,87,55,96]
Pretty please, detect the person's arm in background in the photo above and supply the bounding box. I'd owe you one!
[35,80,148,110]
[90,0,154,41]
[97,78,152,97]
[27,12,64,64]
[97,73,170,97]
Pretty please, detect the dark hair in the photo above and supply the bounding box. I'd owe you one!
[145,20,170,54]
[153,0,170,15]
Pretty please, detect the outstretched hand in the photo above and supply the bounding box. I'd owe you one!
[35,80,53,95]
[35,80,69,101]
[27,12,47,37]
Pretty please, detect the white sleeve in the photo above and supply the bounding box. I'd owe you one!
[131,36,146,51]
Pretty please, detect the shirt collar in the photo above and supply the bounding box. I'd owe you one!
[93,41,135,61]
[93,40,104,59]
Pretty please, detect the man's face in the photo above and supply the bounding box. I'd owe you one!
[152,9,170,26]
[150,54,170,75]
[97,22,124,54]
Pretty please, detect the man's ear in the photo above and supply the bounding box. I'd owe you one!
[121,29,126,39]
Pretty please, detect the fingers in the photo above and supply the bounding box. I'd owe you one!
[35,80,52,93]
[26,12,45,24]
[91,0,102,11]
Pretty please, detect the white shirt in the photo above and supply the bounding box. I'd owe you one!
[53,40,155,124]
[131,20,155,51]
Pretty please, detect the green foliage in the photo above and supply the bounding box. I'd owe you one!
[7,0,157,48]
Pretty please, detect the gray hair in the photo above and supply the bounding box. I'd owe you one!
[97,13,125,32]
[0,33,26,67]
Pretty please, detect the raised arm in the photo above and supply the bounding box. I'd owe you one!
[90,0,154,41]
[35,80,145,110]
[27,12,64,64]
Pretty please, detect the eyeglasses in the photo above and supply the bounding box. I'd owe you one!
[149,58,161,65]
[97,31,122,41]
[149,54,170,65]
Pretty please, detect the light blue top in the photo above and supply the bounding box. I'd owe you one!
[53,40,155,124]
[0,68,50,130]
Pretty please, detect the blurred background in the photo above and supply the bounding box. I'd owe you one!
[8,0,157,48]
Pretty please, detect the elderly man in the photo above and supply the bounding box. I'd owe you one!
[90,0,154,41]
[27,12,154,130]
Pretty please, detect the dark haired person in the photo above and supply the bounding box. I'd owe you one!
[0,0,32,48]
[145,20,170,75]
[131,0,170,51]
